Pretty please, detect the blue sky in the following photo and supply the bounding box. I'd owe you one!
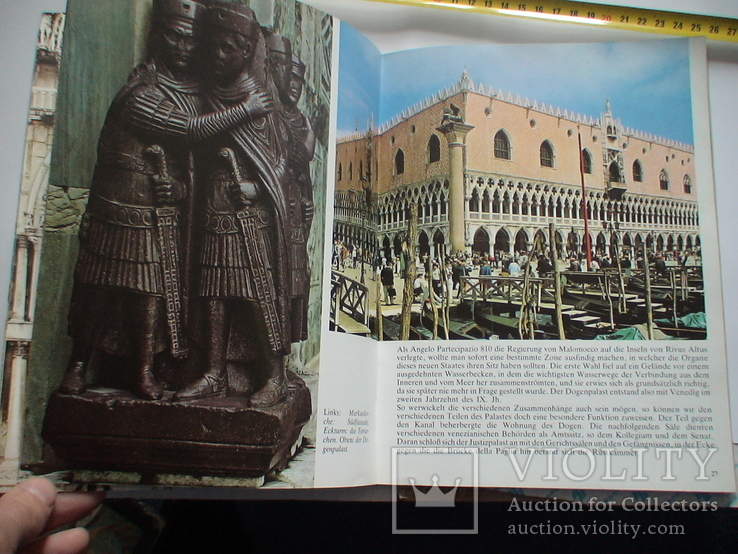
[337,22,694,145]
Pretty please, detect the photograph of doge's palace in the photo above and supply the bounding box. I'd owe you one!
[333,69,699,264]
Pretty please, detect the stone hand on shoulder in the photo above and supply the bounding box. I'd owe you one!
[242,89,274,119]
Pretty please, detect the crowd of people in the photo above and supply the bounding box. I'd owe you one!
[332,238,702,307]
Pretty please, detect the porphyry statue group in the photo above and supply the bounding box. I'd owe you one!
[58,0,316,408]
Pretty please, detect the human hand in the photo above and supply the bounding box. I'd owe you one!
[0,476,104,553]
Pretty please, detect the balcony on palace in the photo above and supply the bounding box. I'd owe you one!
[606,180,627,195]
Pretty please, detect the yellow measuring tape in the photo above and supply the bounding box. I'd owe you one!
[366,0,738,43]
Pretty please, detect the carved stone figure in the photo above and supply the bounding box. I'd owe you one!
[279,50,316,342]
[58,0,271,400]
[174,3,291,407]
[42,0,321,481]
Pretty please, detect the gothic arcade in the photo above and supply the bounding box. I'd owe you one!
[334,73,700,263]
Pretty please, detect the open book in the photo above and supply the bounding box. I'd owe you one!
[1,0,733,495]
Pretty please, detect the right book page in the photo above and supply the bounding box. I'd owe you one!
[328,27,734,491]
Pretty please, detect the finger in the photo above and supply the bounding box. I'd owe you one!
[0,477,56,552]
[21,527,89,554]
[45,491,104,532]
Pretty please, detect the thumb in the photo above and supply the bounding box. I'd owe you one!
[0,477,56,552]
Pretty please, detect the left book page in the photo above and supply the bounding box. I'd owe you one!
[0,0,337,490]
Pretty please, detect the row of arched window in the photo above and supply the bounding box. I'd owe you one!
[658,170,692,193]
[336,159,365,182]
[391,135,443,176]
[463,190,698,227]
[364,190,698,230]
[337,135,444,181]
[493,131,554,168]
[338,131,693,195]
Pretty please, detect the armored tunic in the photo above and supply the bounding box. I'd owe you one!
[75,65,200,296]
[69,61,259,357]
[68,64,201,356]
[197,74,291,357]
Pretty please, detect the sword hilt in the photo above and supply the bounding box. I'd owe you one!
[145,144,170,183]
[219,147,243,182]
[219,147,258,208]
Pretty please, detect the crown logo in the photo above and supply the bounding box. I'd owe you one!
[409,475,461,508]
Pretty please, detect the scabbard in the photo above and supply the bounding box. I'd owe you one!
[155,206,188,358]
[236,208,284,354]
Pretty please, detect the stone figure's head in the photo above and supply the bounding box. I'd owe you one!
[152,0,206,75]
[265,33,292,104]
[288,55,306,107]
[204,2,260,84]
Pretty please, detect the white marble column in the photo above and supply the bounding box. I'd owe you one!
[9,237,30,323]
[1,341,30,479]
[437,120,474,255]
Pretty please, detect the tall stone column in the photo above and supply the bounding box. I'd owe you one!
[9,236,30,323]
[437,120,474,255]
[1,341,30,478]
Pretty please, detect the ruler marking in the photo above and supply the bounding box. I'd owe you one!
[367,0,738,42]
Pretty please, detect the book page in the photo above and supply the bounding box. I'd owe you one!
[313,22,384,488]
[1,2,734,494]
[2,0,337,490]
[331,31,734,491]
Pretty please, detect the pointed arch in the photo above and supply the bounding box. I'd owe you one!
[581,149,593,174]
[433,229,446,258]
[514,229,529,252]
[393,234,403,257]
[494,228,510,255]
[394,149,405,175]
[427,134,441,163]
[540,140,554,168]
[533,229,548,252]
[418,230,430,256]
[473,227,490,254]
[492,190,501,214]
[608,161,621,184]
[494,130,511,159]
[469,189,480,212]
[632,160,643,182]
[481,189,490,213]
[596,231,607,256]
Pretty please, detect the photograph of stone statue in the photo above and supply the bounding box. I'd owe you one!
[16,0,332,486]
[332,24,705,343]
